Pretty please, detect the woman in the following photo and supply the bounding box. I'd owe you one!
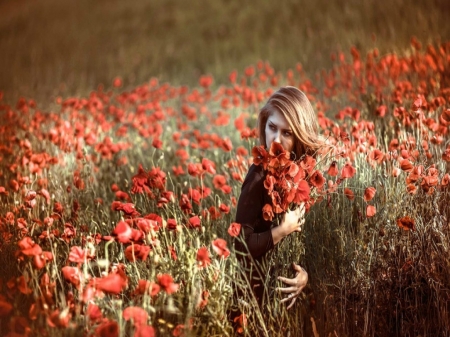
[234,86,323,310]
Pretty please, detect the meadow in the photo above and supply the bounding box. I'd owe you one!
[1,1,450,336]
[1,39,450,336]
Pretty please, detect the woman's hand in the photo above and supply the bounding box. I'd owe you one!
[271,203,305,245]
[277,263,308,309]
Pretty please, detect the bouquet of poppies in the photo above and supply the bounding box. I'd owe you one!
[252,142,326,222]
[251,142,328,314]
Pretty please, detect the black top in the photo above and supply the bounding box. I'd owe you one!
[235,164,274,260]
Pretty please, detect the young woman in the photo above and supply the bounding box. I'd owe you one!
[234,86,323,310]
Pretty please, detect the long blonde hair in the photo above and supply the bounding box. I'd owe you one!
[258,86,322,159]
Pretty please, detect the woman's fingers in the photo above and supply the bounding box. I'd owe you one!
[277,276,297,286]
[286,297,297,310]
[277,285,297,293]
[280,292,298,303]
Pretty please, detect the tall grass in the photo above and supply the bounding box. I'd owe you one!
[1,0,450,105]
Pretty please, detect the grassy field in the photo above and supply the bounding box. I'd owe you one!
[1,0,450,104]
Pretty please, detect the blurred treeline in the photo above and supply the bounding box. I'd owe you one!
[0,0,449,104]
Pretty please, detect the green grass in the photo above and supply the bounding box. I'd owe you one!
[1,0,449,104]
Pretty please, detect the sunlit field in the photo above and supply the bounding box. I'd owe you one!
[1,0,450,105]
[1,37,450,336]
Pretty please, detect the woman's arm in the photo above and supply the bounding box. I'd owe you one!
[235,165,305,258]
[235,165,274,258]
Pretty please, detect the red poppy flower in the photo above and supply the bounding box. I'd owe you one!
[363,187,376,202]
[134,325,156,337]
[187,188,202,205]
[293,180,311,204]
[157,274,179,294]
[152,138,163,149]
[173,324,185,337]
[406,183,417,194]
[73,170,85,190]
[0,298,13,316]
[168,245,177,261]
[188,216,201,229]
[369,149,384,164]
[166,218,178,230]
[113,77,122,87]
[36,251,54,270]
[196,247,211,268]
[262,203,274,221]
[412,96,422,111]
[201,158,216,175]
[252,146,269,168]
[268,142,290,168]
[397,216,415,231]
[366,205,376,217]
[148,167,166,190]
[172,165,185,176]
[421,176,439,192]
[125,244,151,262]
[197,290,209,309]
[234,313,248,334]
[212,175,227,189]
[111,202,140,217]
[18,237,42,256]
[179,194,193,213]
[115,191,131,201]
[62,266,82,287]
[187,163,202,177]
[270,191,284,213]
[441,173,450,187]
[439,108,450,124]
[53,201,64,216]
[136,218,158,234]
[68,246,88,264]
[341,162,356,178]
[144,213,163,228]
[400,159,413,172]
[123,306,148,327]
[285,162,302,180]
[220,185,232,194]
[207,206,222,220]
[327,161,339,176]
[95,319,119,337]
[0,186,8,196]
[310,170,326,189]
[343,188,354,200]
[112,221,133,243]
[87,303,103,322]
[219,203,230,214]
[133,280,160,297]
[300,156,316,174]
[95,272,128,295]
[228,222,241,237]
[211,238,230,259]
[264,175,276,193]
[131,165,148,194]
[376,105,387,117]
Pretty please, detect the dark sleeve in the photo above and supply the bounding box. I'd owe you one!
[234,164,274,259]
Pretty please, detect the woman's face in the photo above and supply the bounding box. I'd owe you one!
[265,109,294,153]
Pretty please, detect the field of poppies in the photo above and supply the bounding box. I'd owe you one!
[1,38,450,336]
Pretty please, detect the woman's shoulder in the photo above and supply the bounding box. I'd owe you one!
[242,164,266,188]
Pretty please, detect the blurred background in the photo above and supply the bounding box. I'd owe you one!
[0,0,449,105]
